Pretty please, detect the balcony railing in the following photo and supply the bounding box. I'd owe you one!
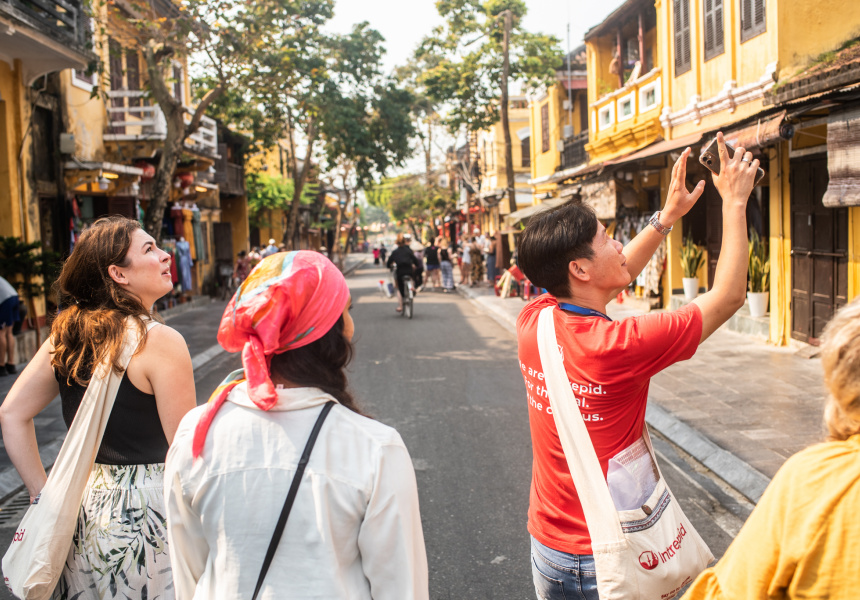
[213,162,245,196]
[591,67,662,137]
[0,0,87,47]
[104,90,219,158]
[560,131,589,170]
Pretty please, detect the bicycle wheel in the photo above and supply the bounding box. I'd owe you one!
[405,277,414,319]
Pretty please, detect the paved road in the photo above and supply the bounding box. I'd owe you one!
[0,262,754,599]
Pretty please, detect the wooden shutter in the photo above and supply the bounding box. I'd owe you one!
[541,103,549,153]
[704,0,724,60]
[674,0,691,75]
[741,0,766,42]
[126,50,141,107]
[521,136,530,168]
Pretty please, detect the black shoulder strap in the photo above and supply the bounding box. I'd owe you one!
[251,401,335,600]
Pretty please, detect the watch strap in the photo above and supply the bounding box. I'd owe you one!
[649,211,672,235]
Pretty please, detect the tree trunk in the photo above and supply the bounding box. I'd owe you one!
[284,112,317,249]
[501,9,516,219]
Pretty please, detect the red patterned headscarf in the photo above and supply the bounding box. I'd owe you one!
[192,251,349,458]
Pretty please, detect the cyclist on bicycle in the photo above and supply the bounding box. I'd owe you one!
[386,233,421,314]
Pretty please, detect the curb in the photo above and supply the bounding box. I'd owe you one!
[159,295,214,322]
[342,256,369,277]
[0,339,227,503]
[457,285,771,504]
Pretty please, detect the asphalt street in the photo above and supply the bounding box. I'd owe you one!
[0,261,754,599]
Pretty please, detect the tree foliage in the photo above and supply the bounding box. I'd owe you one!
[417,0,563,133]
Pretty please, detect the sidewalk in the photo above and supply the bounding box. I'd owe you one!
[457,283,826,503]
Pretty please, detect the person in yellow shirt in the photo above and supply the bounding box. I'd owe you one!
[683,298,860,600]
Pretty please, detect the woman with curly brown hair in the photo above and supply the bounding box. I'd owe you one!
[0,216,196,599]
[682,297,860,600]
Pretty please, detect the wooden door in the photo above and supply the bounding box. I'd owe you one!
[790,157,848,344]
[704,184,723,288]
[213,222,234,261]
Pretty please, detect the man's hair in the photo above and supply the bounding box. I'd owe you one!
[517,202,598,297]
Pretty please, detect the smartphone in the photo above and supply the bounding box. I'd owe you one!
[699,137,766,185]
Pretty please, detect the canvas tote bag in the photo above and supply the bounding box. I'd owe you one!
[537,306,713,600]
[3,319,158,600]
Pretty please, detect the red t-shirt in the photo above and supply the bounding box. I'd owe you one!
[516,294,703,555]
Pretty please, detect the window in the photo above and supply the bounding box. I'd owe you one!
[639,79,661,112]
[71,68,95,91]
[740,0,766,42]
[598,104,615,130]
[541,103,549,153]
[704,0,725,60]
[618,92,635,122]
[521,136,531,168]
[674,0,691,75]
[126,50,141,107]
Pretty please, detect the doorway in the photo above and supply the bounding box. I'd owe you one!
[790,157,848,345]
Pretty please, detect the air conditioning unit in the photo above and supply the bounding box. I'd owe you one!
[563,125,574,138]
[562,100,571,110]
[556,139,565,152]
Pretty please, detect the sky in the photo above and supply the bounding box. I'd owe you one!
[326,0,629,74]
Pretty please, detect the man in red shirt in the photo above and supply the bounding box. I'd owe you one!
[516,134,759,600]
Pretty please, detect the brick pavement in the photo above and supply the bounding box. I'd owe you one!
[455,282,827,501]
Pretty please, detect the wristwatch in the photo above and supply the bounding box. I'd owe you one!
[649,211,673,235]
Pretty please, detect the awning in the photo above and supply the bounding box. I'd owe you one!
[823,107,860,207]
[722,110,793,150]
[605,132,703,166]
[504,198,568,227]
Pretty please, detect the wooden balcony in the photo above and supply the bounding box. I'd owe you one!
[104,90,219,158]
[213,160,245,196]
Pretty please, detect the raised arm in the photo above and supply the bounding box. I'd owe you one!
[622,147,706,280]
[692,132,758,342]
[0,340,60,501]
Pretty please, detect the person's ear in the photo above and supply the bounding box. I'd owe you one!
[108,264,128,286]
[568,259,590,284]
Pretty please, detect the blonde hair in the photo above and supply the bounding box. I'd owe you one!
[396,233,407,246]
[820,298,860,441]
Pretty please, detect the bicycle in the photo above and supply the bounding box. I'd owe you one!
[401,275,415,319]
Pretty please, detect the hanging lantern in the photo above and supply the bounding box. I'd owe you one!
[135,162,156,181]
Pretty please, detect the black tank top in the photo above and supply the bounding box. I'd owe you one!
[57,370,170,465]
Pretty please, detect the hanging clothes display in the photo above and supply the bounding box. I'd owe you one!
[181,208,197,260]
[191,207,206,264]
[175,239,193,293]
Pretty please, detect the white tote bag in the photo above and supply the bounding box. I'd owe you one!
[537,307,713,600]
[3,319,157,600]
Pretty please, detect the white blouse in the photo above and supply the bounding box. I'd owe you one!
[164,383,429,600]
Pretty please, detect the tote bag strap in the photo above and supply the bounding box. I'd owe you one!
[536,306,625,546]
[251,401,335,600]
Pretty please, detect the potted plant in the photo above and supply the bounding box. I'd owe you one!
[748,230,770,318]
[680,237,705,300]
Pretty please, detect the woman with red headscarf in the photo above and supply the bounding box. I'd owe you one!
[164,251,428,600]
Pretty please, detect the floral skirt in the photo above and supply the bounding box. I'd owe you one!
[52,463,174,600]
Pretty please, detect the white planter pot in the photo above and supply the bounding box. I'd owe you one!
[748,291,769,318]
[682,277,699,301]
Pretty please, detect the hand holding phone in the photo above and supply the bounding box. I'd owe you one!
[699,135,766,185]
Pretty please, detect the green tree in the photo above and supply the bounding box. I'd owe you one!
[418,0,562,212]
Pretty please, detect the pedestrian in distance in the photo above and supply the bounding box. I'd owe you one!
[485,235,497,285]
[262,238,279,257]
[0,216,196,599]
[164,251,428,600]
[469,237,484,287]
[0,275,20,375]
[459,237,471,286]
[233,250,251,285]
[423,238,441,290]
[387,234,422,314]
[681,296,860,600]
[439,239,455,293]
[379,243,387,264]
[516,133,758,600]
[373,246,381,265]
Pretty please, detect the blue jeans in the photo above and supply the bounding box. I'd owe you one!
[531,536,599,600]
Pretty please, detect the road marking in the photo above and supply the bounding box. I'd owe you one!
[191,344,225,371]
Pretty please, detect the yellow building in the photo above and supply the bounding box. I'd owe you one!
[476,95,533,234]
[526,46,590,204]
[564,0,860,344]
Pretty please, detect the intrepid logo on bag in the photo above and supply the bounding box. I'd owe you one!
[11,528,25,543]
[638,550,659,570]
[638,524,688,570]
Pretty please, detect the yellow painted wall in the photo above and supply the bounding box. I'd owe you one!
[768,141,791,346]
[60,70,107,162]
[778,0,860,75]
[221,195,250,256]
